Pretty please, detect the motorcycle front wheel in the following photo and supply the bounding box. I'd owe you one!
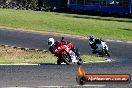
[77,57,83,65]
[104,49,110,57]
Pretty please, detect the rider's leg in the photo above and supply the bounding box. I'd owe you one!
[69,50,78,63]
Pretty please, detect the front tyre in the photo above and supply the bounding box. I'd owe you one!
[77,57,83,65]
[104,49,110,57]
[106,51,110,57]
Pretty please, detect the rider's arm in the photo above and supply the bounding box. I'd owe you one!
[49,46,54,54]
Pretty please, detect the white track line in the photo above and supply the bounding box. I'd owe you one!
[2,87,31,88]
[0,63,39,66]
[106,39,132,44]
[38,84,106,88]
[127,41,132,43]
[0,59,112,66]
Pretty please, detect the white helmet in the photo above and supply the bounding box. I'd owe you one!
[48,38,55,46]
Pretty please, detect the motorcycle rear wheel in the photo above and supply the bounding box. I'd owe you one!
[57,59,63,65]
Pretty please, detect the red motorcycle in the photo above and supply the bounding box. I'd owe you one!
[52,41,82,65]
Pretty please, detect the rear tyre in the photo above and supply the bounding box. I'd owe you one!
[57,59,63,65]
[92,50,96,54]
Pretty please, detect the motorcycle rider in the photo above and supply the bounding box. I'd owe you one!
[60,37,80,56]
[48,37,66,53]
[60,37,80,62]
[89,36,104,54]
[48,37,78,63]
[61,37,67,45]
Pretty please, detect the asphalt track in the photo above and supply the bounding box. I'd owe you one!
[0,28,132,88]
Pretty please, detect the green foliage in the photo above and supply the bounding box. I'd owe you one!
[81,55,106,62]
[0,0,38,8]
[21,0,38,7]
[0,9,132,41]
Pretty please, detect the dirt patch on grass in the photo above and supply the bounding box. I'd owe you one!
[0,46,57,64]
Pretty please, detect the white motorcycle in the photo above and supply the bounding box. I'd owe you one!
[89,40,110,57]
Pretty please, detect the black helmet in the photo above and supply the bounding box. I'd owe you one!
[89,36,95,42]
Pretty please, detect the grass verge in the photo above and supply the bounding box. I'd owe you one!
[81,55,106,63]
[0,46,106,64]
[0,9,132,41]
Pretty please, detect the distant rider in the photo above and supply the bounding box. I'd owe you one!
[89,36,104,54]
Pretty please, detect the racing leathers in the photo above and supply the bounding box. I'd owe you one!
[89,38,104,54]
[49,40,78,63]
